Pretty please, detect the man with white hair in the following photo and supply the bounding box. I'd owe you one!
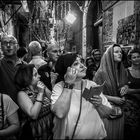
[0,34,19,102]
[28,41,47,69]
[38,42,61,90]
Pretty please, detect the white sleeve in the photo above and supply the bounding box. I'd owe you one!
[100,93,112,108]
[51,82,63,105]
[4,94,19,117]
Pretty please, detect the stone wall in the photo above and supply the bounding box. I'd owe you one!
[102,1,117,11]
[102,1,116,51]
[134,1,140,47]
[117,14,136,45]
[102,1,140,50]
[102,8,113,50]
[134,1,140,14]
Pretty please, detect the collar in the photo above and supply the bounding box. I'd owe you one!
[32,55,43,59]
[4,56,18,65]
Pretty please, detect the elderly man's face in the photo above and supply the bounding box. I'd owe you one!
[48,45,61,62]
[1,35,18,57]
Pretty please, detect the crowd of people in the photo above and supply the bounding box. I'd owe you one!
[0,33,140,140]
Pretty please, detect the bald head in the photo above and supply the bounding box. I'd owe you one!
[28,41,42,56]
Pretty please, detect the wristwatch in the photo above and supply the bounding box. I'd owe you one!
[64,82,74,89]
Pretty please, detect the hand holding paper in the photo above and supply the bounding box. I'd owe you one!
[82,81,105,101]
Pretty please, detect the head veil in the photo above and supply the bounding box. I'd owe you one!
[93,44,127,96]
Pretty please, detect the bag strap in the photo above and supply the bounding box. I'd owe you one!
[71,80,83,140]
[1,93,4,129]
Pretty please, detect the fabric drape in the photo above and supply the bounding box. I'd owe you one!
[93,45,127,96]
[93,45,128,140]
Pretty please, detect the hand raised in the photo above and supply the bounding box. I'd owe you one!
[37,81,45,93]
[50,72,58,84]
[64,67,78,84]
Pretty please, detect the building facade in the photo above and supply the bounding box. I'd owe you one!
[1,1,140,59]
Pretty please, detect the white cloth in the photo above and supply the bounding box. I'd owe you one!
[51,80,112,139]
[0,94,19,129]
[29,56,47,69]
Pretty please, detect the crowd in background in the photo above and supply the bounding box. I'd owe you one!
[0,33,140,140]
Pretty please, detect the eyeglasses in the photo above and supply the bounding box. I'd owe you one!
[2,41,17,46]
[51,50,61,53]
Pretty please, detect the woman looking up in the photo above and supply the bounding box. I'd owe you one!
[93,44,128,140]
[51,52,113,140]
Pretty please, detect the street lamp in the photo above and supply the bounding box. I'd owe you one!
[64,12,77,51]
[65,12,76,24]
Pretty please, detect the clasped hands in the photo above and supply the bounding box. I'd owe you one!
[37,81,46,93]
